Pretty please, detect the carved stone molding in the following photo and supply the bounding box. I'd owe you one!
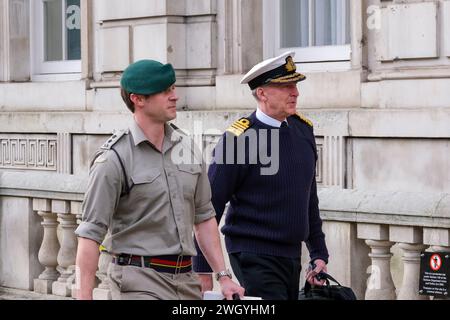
[57,133,72,174]
[325,135,346,188]
[316,138,324,184]
[0,133,72,173]
[0,134,57,171]
[318,136,347,188]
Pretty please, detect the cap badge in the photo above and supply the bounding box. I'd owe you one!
[285,56,296,73]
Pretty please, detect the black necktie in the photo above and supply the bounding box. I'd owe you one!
[280,121,288,128]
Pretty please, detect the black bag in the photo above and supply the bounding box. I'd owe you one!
[298,272,357,300]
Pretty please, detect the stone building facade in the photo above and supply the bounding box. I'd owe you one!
[0,0,449,300]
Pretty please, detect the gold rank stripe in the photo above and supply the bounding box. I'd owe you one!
[270,73,306,83]
[232,122,248,130]
[296,112,313,127]
[226,118,251,136]
[226,127,244,136]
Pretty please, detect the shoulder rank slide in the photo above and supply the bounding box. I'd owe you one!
[294,112,313,128]
[226,117,252,136]
[101,129,128,150]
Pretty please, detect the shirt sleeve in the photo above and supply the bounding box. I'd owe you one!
[193,160,216,225]
[192,158,216,273]
[193,134,247,272]
[75,151,122,244]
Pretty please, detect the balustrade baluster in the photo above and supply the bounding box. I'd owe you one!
[33,199,60,294]
[52,201,78,297]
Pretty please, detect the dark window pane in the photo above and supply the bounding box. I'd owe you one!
[66,0,81,60]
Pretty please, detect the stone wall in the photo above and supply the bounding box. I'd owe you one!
[0,0,449,298]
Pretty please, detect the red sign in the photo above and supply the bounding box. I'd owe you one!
[430,254,442,272]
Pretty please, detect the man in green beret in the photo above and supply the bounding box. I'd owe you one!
[75,59,244,300]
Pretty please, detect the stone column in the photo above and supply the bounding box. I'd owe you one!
[389,226,429,300]
[357,223,396,300]
[33,199,60,294]
[398,243,429,300]
[93,251,113,300]
[52,200,78,297]
[365,240,396,300]
[69,201,82,299]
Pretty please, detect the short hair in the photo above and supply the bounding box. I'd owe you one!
[120,89,135,113]
[120,89,151,113]
[252,88,260,102]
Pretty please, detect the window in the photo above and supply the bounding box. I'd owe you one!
[31,0,81,79]
[264,0,351,64]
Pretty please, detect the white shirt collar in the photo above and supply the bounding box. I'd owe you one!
[256,108,288,128]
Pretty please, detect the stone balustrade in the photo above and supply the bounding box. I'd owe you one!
[0,171,449,300]
[318,188,450,300]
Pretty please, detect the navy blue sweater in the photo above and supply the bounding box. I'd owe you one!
[193,112,328,272]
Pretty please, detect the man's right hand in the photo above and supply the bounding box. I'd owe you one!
[198,273,214,293]
[218,276,245,300]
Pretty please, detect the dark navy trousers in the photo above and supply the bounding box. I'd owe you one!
[229,252,301,300]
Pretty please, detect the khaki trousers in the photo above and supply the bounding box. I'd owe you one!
[107,262,203,300]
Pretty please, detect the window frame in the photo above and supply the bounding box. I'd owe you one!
[30,0,81,80]
[263,0,352,64]
[1,2,9,81]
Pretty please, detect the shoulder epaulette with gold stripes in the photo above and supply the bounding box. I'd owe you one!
[294,112,313,128]
[226,117,253,136]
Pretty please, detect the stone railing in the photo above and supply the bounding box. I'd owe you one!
[317,188,450,300]
[0,171,86,299]
[0,171,449,300]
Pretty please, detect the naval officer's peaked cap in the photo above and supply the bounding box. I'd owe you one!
[241,51,306,90]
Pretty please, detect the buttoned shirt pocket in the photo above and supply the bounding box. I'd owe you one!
[130,169,162,202]
[176,164,201,199]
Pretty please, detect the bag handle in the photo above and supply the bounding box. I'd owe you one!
[303,272,342,296]
[315,272,342,286]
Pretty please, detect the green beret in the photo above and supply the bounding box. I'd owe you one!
[120,60,176,95]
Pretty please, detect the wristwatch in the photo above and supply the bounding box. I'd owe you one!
[215,269,233,281]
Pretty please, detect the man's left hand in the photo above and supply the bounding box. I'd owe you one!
[305,259,327,286]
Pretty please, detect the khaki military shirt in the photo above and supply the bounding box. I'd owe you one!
[75,120,215,256]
